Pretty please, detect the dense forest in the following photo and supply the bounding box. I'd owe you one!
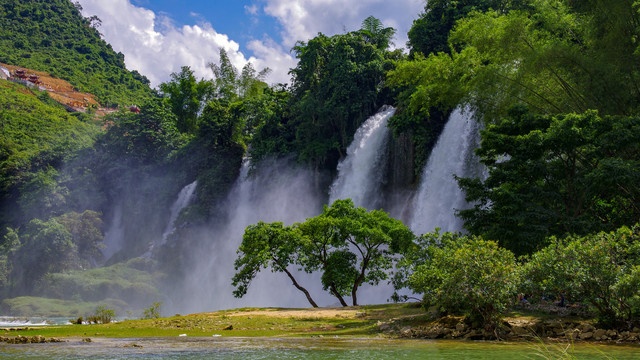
[0,0,639,331]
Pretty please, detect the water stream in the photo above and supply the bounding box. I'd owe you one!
[409,107,484,235]
[329,106,394,209]
[1,337,638,359]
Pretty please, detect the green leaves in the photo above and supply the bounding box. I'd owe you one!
[407,233,519,331]
[232,199,415,306]
[458,109,640,254]
[522,225,640,328]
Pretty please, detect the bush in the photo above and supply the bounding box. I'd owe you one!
[408,234,520,333]
[522,224,640,329]
[92,304,115,324]
[142,302,162,319]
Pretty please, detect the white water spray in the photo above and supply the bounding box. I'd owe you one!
[159,181,197,247]
[176,159,337,314]
[145,181,197,257]
[409,108,483,235]
[102,204,124,261]
[329,106,394,209]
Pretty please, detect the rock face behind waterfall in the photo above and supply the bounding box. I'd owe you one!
[385,131,416,221]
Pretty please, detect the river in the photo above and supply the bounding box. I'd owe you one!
[1,337,639,359]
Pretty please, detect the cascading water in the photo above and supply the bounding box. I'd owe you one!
[329,106,394,209]
[145,181,197,257]
[409,107,484,235]
[174,158,337,314]
[102,204,124,261]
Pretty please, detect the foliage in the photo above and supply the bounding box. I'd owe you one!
[392,1,640,122]
[232,221,318,306]
[98,99,187,166]
[0,0,153,106]
[209,49,270,100]
[0,82,98,224]
[92,304,115,324]
[3,210,105,293]
[289,25,392,169]
[159,66,214,134]
[358,16,396,50]
[0,296,127,317]
[407,0,516,56]
[34,258,159,306]
[407,233,520,332]
[142,302,162,319]
[233,199,414,307]
[522,225,640,329]
[457,108,640,254]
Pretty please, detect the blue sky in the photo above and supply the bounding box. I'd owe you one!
[129,0,283,50]
[76,0,425,86]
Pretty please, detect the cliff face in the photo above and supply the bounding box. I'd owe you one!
[384,131,415,221]
[387,131,415,190]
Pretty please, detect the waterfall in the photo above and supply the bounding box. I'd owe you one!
[329,106,394,209]
[102,204,124,261]
[175,158,337,314]
[145,181,197,257]
[409,107,483,235]
[160,181,197,246]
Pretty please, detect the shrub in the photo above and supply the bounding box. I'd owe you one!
[522,225,640,329]
[408,234,520,333]
[93,304,115,324]
[142,302,162,319]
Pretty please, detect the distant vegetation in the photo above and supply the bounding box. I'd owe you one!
[0,0,153,107]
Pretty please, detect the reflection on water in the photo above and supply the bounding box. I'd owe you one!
[0,337,639,360]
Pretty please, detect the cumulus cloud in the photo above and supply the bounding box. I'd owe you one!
[248,38,297,85]
[77,0,254,87]
[262,0,425,49]
[76,0,426,87]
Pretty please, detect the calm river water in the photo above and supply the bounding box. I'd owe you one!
[1,337,639,359]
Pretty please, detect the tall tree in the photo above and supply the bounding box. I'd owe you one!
[358,16,396,50]
[232,199,414,306]
[159,66,214,134]
[457,108,640,254]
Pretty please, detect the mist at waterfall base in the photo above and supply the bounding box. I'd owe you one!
[166,159,337,314]
[141,106,482,314]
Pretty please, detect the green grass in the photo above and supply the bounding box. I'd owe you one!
[2,304,425,338]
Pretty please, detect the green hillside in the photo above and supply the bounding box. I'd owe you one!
[0,81,99,218]
[0,0,153,107]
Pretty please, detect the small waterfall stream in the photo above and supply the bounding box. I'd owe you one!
[145,181,197,258]
[329,106,394,209]
[409,108,483,235]
[159,181,197,247]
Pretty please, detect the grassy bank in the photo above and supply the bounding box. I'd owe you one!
[2,304,424,338]
[3,303,631,343]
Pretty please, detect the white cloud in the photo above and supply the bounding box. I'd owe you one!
[76,0,426,88]
[262,0,424,50]
[244,4,259,15]
[77,0,253,87]
[248,39,297,85]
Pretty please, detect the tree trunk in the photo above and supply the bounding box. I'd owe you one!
[351,257,370,306]
[329,282,349,307]
[282,267,318,308]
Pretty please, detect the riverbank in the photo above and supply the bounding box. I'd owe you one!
[1,303,638,344]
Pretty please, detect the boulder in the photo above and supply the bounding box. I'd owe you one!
[593,329,607,340]
[580,332,594,340]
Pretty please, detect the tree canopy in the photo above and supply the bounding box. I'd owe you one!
[233,199,414,307]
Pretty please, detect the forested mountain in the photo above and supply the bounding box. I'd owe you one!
[0,0,153,106]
